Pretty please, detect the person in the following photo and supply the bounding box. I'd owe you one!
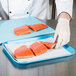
[0,0,73,48]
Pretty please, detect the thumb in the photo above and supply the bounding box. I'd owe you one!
[53,32,58,43]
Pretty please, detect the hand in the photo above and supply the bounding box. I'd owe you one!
[53,18,70,48]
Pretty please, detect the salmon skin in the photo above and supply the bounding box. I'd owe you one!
[40,41,57,49]
[14,45,34,58]
[28,24,48,31]
[14,25,31,35]
[30,42,48,56]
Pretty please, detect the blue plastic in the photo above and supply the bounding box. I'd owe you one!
[0,16,54,44]
[2,35,75,66]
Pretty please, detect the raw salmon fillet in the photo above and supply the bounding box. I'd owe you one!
[28,24,48,31]
[40,41,57,49]
[14,25,31,35]
[14,45,34,58]
[30,42,48,56]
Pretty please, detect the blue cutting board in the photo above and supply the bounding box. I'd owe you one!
[0,16,54,44]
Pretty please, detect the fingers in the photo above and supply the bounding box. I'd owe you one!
[60,39,67,47]
[53,33,57,43]
[55,35,63,48]
[61,32,70,47]
[56,35,70,48]
[53,29,58,43]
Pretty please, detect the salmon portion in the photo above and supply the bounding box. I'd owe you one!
[28,24,48,31]
[40,41,57,49]
[14,25,31,35]
[30,42,48,56]
[14,45,34,58]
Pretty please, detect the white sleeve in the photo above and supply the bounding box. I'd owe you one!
[55,0,73,17]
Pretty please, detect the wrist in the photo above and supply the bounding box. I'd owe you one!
[59,12,70,21]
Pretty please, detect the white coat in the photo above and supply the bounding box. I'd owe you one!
[0,0,73,20]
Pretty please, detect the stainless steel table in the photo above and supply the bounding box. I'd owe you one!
[0,20,76,76]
